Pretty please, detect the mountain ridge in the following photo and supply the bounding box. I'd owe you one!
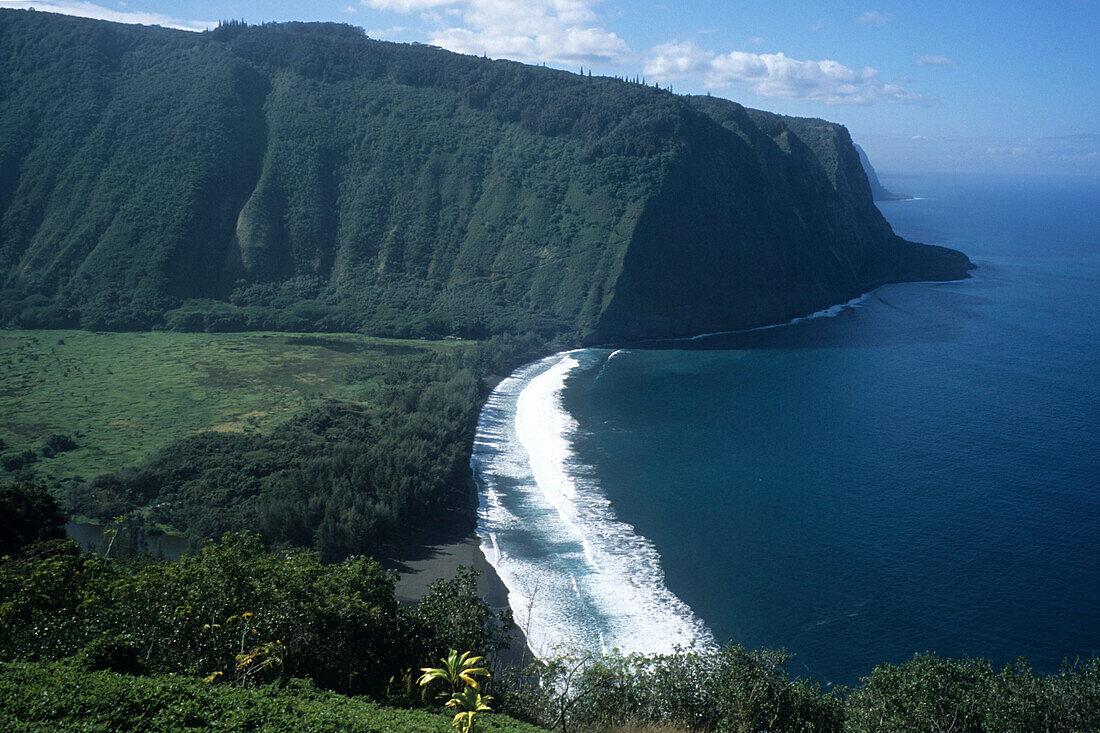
[0,10,972,343]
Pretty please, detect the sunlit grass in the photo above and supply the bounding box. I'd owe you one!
[0,330,464,484]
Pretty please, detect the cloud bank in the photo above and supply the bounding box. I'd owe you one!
[0,0,213,31]
[855,10,894,26]
[859,133,1100,175]
[363,0,630,65]
[915,54,957,66]
[645,40,924,105]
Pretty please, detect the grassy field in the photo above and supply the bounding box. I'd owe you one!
[0,330,466,486]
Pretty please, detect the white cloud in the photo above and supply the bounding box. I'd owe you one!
[915,54,957,66]
[645,39,711,77]
[0,0,213,31]
[858,133,1100,175]
[645,40,925,105]
[367,25,415,38]
[362,0,456,11]
[985,135,1100,163]
[856,10,894,26]
[364,0,630,65]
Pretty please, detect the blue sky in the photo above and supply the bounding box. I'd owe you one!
[4,0,1098,175]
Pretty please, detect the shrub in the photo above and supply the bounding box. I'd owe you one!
[0,481,66,554]
[0,534,515,698]
[845,653,1100,733]
[39,433,78,458]
[0,661,545,732]
[77,634,148,676]
[1,449,38,472]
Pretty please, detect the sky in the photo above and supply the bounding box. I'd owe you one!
[3,0,1098,176]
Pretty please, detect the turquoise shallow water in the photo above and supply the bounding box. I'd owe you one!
[475,172,1099,684]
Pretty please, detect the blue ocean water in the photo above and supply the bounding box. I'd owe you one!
[473,172,1099,684]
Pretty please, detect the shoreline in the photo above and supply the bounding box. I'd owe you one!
[392,531,510,609]
[395,273,975,662]
[390,530,533,666]
[470,351,719,657]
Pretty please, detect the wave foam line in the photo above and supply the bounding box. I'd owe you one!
[472,352,715,658]
[689,292,870,341]
[516,355,601,571]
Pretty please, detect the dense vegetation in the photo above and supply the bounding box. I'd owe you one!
[0,515,1095,732]
[0,520,538,731]
[1,329,541,560]
[0,480,65,553]
[0,10,970,344]
[69,345,482,559]
[0,330,475,484]
[507,647,1099,732]
[0,531,512,690]
[0,663,543,733]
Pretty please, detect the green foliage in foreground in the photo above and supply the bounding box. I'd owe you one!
[0,662,545,733]
[419,650,494,733]
[847,652,1100,732]
[0,534,512,696]
[1,530,1097,732]
[496,647,1099,732]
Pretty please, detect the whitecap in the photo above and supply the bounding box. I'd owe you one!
[472,352,715,658]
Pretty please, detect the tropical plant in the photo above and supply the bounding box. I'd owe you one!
[418,649,491,699]
[419,650,494,731]
[447,686,494,733]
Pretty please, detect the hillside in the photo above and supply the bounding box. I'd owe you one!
[855,144,909,201]
[0,10,970,344]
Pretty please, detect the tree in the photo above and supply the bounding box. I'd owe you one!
[0,482,66,554]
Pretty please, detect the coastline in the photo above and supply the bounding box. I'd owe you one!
[458,279,970,659]
[392,531,511,609]
[391,530,533,666]
[471,351,718,657]
[393,271,979,663]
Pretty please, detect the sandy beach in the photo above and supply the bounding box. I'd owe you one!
[392,532,510,609]
[391,530,532,665]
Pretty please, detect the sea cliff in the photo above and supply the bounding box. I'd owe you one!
[0,10,971,343]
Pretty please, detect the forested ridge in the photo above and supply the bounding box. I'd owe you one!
[1,10,970,344]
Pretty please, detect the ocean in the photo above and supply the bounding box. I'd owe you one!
[472,172,1100,685]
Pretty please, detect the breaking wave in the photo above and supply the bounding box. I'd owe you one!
[472,351,715,657]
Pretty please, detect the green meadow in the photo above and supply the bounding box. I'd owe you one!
[0,329,464,486]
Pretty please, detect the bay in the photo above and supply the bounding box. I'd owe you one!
[475,172,1100,684]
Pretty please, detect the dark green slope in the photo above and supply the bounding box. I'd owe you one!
[0,10,971,342]
[591,102,966,341]
[855,143,909,201]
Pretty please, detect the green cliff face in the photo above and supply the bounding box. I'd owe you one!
[854,144,908,202]
[0,11,971,342]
